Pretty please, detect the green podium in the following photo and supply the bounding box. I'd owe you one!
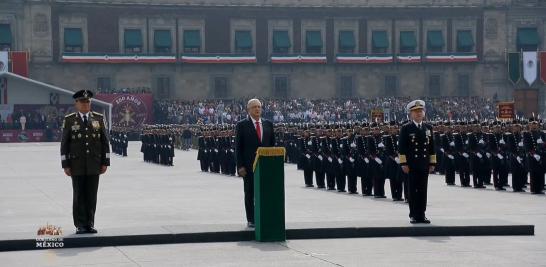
[252,147,286,242]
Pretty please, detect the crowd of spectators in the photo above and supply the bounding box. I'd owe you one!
[96,87,152,94]
[154,96,498,124]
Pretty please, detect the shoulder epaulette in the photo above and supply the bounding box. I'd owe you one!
[65,112,76,118]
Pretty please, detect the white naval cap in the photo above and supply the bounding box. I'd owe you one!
[406,99,426,112]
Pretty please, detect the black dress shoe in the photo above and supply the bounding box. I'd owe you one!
[374,195,386,199]
[317,185,326,189]
[247,222,255,228]
[87,227,98,234]
[75,227,87,234]
[348,191,358,194]
[305,184,314,188]
[513,189,525,192]
[421,217,431,224]
[392,198,403,201]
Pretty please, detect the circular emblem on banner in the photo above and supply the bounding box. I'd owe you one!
[18,132,29,142]
[112,95,148,128]
[527,60,533,67]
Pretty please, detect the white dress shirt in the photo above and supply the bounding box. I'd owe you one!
[79,112,90,122]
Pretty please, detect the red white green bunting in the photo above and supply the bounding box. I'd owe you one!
[336,54,393,64]
[396,54,422,63]
[62,53,176,63]
[181,54,256,64]
[425,53,478,63]
[270,55,327,64]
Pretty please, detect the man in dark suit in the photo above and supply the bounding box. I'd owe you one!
[398,100,436,224]
[60,90,110,234]
[235,99,275,228]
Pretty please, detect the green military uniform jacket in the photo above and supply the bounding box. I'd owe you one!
[60,111,110,176]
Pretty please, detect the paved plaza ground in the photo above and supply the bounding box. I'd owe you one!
[0,142,544,266]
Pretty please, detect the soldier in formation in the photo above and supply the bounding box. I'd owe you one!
[140,125,175,166]
[110,126,129,157]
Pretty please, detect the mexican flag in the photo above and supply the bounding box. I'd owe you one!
[522,51,537,85]
[507,52,520,84]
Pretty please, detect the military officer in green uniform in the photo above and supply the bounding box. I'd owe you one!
[398,100,436,224]
[60,90,110,234]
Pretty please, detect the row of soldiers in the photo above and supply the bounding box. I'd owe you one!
[197,125,237,176]
[110,126,129,157]
[435,119,545,194]
[278,118,545,197]
[140,125,176,166]
[280,121,407,200]
[191,118,545,198]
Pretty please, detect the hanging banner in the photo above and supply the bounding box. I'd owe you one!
[0,130,50,143]
[540,51,546,84]
[497,102,515,120]
[0,78,6,104]
[507,52,520,84]
[0,51,8,73]
[522,51,537,85]
[95,93,153,129]
[10,51,29,77]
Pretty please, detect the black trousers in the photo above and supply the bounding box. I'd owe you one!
[243,172,255,223]
[71,175,100,228]
[529,162,545,194]
[315,171,326,188]
[511,158,526,191]
[407,168,428,219]
[200,159,209,171]
[361,165,373,195]
[370,163,385,197]
[326,171,336,189]
[444,157,456,185]
[389,175,403,200]
[336,173,346,192]
[303,167,314,186]
[347,174,358,193]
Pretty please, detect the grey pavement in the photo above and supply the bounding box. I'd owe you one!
[0,142,544,266]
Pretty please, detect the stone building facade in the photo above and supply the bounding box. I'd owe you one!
[1,0,545,113]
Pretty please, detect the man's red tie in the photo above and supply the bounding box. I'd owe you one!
[255,121,262,143]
